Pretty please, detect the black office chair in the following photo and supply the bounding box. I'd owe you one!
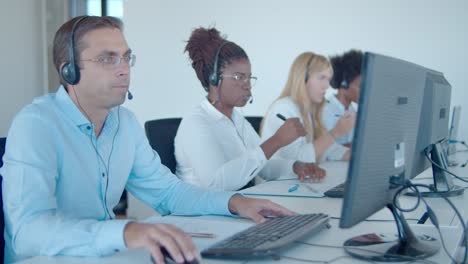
[117,119,181,215]
[0,138,4,168]
[1,137,7,262]
[245,116,263,135]
[242,116,263,189]
[144,118,182,174]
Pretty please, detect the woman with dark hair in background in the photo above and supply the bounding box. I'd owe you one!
[323,50,363,147]
[174,27,325,191]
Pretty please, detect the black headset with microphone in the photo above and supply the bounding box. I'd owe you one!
[209,41,230,87]
[61,16,88,85]
[61,16,134,100]
[209,41,253,104]
[304,56,313,83]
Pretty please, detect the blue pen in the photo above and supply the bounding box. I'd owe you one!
[288,184,299,192]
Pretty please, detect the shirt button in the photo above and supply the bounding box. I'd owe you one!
[86,126,91,130]
[102,173,106,178]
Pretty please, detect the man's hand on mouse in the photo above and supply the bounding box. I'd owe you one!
[124,222,201,264]
[124,195,294,263]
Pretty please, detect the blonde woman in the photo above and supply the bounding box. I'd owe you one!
[261,52,355,163]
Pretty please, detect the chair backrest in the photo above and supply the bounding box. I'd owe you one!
[245,116,263,135]
[144,118,182,174]
[0,137,5,168]
[0,137,6,262]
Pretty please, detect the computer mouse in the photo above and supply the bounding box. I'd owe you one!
[150,247,200,264]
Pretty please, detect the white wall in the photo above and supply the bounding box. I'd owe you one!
[124,0,468,140]
[123,0,468,219]
[0,0,68,137]
[0,0,47,137]
[1,0,464,219]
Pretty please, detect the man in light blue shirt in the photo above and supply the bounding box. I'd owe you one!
[0,16,293,264]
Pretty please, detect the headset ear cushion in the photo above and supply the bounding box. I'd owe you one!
[340,79,348,89]
[209,72,218,87]
[61,62,80,85]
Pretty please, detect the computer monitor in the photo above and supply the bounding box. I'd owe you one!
[448,105,461,155]
[408,71,463,197]
[339,52,440,261]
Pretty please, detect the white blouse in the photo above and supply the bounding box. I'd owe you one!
[322,95,357,145]
[174,99,295,191]
[261,97,348,162]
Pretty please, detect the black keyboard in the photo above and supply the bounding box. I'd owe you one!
[201,213,330,259]
[324,182,345,198]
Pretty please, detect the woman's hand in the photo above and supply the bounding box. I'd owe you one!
[273,118,306,147]
[331,110,356,138]
[293,161,326,182]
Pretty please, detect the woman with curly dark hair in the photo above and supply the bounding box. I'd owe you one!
[323,49,363,147]
[174,27,325,191]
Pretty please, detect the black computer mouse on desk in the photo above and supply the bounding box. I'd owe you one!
[150,247,200,264]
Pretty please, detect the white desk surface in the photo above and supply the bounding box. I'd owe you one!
[244,155,468,227]
[15,219,463,264]
[14,152,468,264]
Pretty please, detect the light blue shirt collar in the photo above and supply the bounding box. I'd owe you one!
[54,85,119,137]
[54,86,90,127]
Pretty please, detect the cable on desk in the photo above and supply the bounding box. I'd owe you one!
[274,255,324,263]
[448,139,468,151]
[329,216,421,222]
[461,160,468,168]
[450,139,468,154]
[393,181,467,264]
[277,254,377,264]
[292,241,439,264]
[425,150,468,183]
[365,218,421,223]
[457,140,468,151]
[417,211,430,224]
[278,180,466,263]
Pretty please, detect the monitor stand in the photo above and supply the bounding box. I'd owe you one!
[407,143,464,197]
[445,140,459,166]
[343,204,440,262]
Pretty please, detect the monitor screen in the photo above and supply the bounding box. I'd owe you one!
[339,52,441,261]
[411,70,451,178]
[340,52,426,228]
[448,105,461,155]
[406,70,463,197]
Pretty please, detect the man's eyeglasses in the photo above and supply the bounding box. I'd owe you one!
[81,54,136,68]
[221,73,257,87]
